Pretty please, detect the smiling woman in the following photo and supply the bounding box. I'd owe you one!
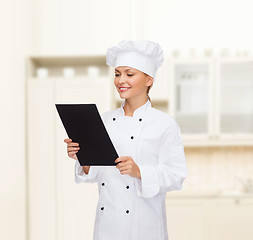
[65,40,187,240]
[114,66,153,116]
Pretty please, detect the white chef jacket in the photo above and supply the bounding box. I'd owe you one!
[75,99,187,240]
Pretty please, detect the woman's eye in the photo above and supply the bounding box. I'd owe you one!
[114,73,133,77]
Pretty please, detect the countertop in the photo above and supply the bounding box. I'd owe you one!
[166,191,253,198]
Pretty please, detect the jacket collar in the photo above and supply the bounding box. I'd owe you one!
[120,99,152,117]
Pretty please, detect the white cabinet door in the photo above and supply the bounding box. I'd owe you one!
[166,198,210,240]
[54,78,107,240]
[170,60,214,138]
[166,197,253,240]
[210,198,253,240]
[28,78,107,240]
[27,79,57,240]
[216,59,253,138]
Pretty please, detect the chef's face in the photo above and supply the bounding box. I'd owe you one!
[114,66,153,100]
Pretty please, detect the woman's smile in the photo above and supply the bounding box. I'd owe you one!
[119,87,131,92]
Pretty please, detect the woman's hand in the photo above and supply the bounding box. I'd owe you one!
[64,138,90,174]
[115,156,141,179]
[64,138,80,160]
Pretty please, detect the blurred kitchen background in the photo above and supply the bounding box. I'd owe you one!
[1,0,253,240]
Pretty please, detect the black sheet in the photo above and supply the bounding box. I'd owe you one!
[55,104,118,166]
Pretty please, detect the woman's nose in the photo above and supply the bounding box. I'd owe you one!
[119,75,126,83]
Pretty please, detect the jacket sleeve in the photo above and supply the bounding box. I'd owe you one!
[134,121,187,198]
[74,159,100,184]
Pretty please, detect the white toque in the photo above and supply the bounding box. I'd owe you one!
[106,40,164,81]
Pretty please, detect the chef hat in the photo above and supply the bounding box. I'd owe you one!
[106,40,164,81]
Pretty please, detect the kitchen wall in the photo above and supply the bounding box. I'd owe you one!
[31,0,134,54]
[183,147,253,195]
[31,0,253,56]
[0,0,32,240]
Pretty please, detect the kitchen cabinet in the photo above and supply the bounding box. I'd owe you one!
[169,58,253,146]
[27,79,56,240]
[166,195,253,240]
[169,59,214,138]
[166,198,210,240]
[215,59,253,138]
[28,55,253,146]
[27,56,111,240]
[210,197,253,240]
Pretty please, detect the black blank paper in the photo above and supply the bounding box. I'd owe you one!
[55,104,118,166]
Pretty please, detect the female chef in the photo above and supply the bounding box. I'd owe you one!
[64,40,187,240]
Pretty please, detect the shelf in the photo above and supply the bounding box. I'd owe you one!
[28,55,106,64]
[27,76,109,89]
[27,55,110,79]
[221,80,253,85]
[167,191,253,198]
[183,139,253,147]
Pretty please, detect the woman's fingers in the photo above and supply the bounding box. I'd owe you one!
[64,138,79,147]
[68,151,78,156]
[68,151,77,155]
[67,146,80,152]
[64,138,79,160]
[116,160,130,168]
[68,142,79,147]
[119,165,132,171]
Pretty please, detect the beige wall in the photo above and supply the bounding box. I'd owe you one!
[0,0,32,240]
[183,147,253,194]
[31,0,253,56]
